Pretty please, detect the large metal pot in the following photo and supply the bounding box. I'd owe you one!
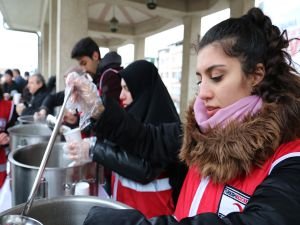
[0,196,130,225]
[8,124,53,151]
[8,142,103,206]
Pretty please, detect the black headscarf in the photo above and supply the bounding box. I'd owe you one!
[119,60,180,125]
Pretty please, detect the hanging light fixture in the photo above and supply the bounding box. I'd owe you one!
[110,6,119,32]
[146,0,157,10]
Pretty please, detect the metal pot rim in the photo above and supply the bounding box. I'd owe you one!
[8,143,92,170]
[0,196,131,216]
[8,153,92,170]
[8,124,52,137]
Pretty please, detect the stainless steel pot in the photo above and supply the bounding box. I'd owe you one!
[17,115,36,124]
[0,196,130,225]
[8,124,53,151]
[8,142,103,206]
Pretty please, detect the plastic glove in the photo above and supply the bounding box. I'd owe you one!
[63,138,93,163]
[66,72,104,122]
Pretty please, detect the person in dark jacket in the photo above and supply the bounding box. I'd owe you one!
[71,37,121,100]
[65,60,186,218]
[16,73,49,116]
[35,90,79,128]
[69,7,300,225]
[1,69,19,99]
[12,68,27,93]
[71,45,123,191]
[34,66,83,119]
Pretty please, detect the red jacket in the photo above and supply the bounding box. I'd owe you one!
[0,100,14,187]
[174,140,300,221]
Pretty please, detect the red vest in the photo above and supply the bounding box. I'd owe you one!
[174,140,300,221]
[111,172,174,218]
[0,100,14,187]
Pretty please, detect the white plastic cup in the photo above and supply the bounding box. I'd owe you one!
[74,182,90,195]
[63,127,82,143]
[13,93,21,105]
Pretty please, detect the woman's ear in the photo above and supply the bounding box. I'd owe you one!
[252,63,265,86]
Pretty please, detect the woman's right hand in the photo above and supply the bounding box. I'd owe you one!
[0,132,9,146]
[63,138,91,162]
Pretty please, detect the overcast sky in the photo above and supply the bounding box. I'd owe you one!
[0,13,38,74]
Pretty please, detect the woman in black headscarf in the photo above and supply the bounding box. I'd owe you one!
[66,60,186,218]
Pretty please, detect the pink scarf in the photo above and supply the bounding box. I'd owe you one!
[193,95,263,132]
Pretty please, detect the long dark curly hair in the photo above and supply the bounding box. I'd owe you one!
[197,7,300,142]
[198,7,300,104]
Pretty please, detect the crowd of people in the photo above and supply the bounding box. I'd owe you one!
[0,69,55,117]
[0,6,300,225]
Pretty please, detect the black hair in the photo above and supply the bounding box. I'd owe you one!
[99,51,122,73]
[198,7,300,103]
[4,69,13,77]
[71,37,100,60]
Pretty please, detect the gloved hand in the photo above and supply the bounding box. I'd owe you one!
[33,109,47,121]
[63,137,95,164]
[66,72,104,121]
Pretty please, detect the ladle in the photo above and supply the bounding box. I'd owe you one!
[1,87,73,225]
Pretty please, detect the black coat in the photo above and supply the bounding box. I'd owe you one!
[92,60,187,204]
[92,98,187,203]
[21,86,49,116]
[92,140,163,184]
